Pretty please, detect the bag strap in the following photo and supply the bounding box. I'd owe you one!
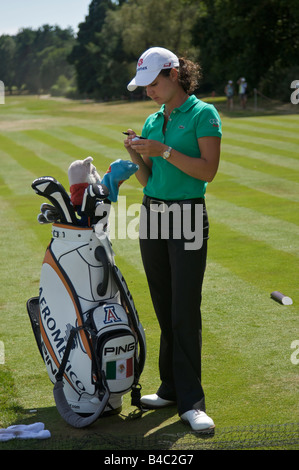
[53,325,110,428]
[112,265,146,376]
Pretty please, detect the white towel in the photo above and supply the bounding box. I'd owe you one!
[0,422,51,442]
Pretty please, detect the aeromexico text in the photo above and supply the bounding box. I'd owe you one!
[95,196,204,250]
[39,289,135,398]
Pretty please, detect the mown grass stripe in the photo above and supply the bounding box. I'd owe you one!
[222,143,299,172]
[12,128,115,183]
[203,259,297,360]
[0,174,14,198]
[1,130,74,174]
[0,133,67,183]
[233,115,299,130]
[61,122,141,146]
[40,127,126,167]
[36,127,113,157]
[223,120,299,143]
[22,129,118,172]
[220,148,299,182]
[208,220,297,298]
[207,194,299,256]
[0,193,52,412]
[202,259,297,422]
[0,168,51,247]
[218,160,299,202]
[22,129,104,158]
[0,150,36,196]
[20,128,139,187]
[223,133,299,159]
[207,174,299,226]
[267,114,299,123]
[62,125,125,150]
[225,121,299,145]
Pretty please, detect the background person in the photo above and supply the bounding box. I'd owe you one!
[237,77,247,109]
[224,80,234,110]
[123,47,222,432]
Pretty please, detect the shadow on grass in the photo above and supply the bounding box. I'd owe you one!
[2,405,298,451]
[0,403,216,450]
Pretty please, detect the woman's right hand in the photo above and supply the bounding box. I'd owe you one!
[123,129,137,151]
[123,129,152,187]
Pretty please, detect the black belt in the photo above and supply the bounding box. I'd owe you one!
[143,195,205,211]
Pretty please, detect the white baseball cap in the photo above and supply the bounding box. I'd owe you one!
[127,47,179,91]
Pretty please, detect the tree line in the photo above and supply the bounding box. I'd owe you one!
[0,24,76,96]
[0,0,298,101]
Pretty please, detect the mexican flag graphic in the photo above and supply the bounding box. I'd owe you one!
[106,357,133,380]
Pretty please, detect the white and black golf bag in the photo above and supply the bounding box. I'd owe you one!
[27,175,146,428]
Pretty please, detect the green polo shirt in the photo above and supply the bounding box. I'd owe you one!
[141,94,222,200]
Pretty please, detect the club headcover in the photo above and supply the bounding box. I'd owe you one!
[102,159,139,202]
[68,156,101,207]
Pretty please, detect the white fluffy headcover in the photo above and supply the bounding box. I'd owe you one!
[68,156,101,186]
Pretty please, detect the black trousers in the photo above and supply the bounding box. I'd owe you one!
[139,197,209,415]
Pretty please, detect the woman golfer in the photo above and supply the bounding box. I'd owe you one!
[124,47,221,432]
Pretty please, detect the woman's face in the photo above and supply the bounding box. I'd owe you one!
[145,69,177,105]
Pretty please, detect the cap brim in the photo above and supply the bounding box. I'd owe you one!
[127,69,161,92]
[127,81,138,92]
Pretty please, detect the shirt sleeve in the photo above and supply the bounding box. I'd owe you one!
[141,112,162,139]
[195,104,222,139]
[141,116,150,138]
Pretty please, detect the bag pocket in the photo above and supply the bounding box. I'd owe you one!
[97,328,136,394]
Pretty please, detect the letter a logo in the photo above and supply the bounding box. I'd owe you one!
[103,305,121,324]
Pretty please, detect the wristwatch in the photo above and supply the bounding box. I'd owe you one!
[162,146,172,160]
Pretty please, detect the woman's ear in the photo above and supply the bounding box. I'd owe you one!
[169,68,179,82]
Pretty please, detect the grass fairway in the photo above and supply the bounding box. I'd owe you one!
[0,96,298,450]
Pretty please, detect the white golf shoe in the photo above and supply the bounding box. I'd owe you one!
[180,409,215,432]
[140,393,176,409]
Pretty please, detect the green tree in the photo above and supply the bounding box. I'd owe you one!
[119,0,199,58]
[50,75,72,97]
[68,0,116,96]
[40,46,75,92]
[192,0,299,95]
[13,25,75,93]
[68,0,200,99]
[0,35,16,93]
[14,28,38,92]
[87,9,131,99]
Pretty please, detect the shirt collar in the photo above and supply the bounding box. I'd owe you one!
[158,94,197,115]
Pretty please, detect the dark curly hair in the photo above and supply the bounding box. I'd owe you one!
[160,57,202,94]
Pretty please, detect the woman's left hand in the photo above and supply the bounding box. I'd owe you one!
[130,138,166,158]
[130,135,221,183]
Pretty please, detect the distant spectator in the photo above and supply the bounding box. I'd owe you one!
[224,80,234,110]
[237,77,247,109]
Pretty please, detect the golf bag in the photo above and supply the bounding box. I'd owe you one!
[27,174,146,428]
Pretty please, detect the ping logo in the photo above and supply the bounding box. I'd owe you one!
[104,305,122,324]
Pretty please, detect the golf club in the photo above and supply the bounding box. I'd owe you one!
[32,176,78,225]
[81,183,110,225]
